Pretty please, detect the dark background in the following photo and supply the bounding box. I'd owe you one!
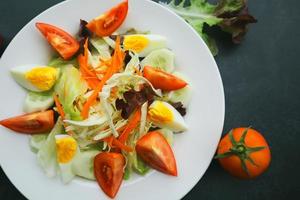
[0,0,299,199]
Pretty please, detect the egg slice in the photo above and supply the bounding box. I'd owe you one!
[11,65,59,92]
[55,134,79,183]
[123,34,167,57]
[148,100,188,132]
[55,134,100,183]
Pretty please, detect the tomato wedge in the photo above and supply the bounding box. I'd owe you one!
[143,66,187,91]
[136,131,177,176]
[94,152,125,198]
[86,0,128,36]
[0,110,54,134]
[36,23,79,60]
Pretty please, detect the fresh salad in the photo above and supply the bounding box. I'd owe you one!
[0,0,192,198]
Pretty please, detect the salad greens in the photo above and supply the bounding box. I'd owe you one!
[55,66,88,121]
[35,119,63,177]
[160,0,257,56]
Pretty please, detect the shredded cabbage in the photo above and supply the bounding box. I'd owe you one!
[99,97,119,138]
[103,36,116,49]
[139,102,148,136]
[64,114,107,127]
[93,119,128,141]
[88,50,101,69]
[125,52,140,74]
[100,72,162,100]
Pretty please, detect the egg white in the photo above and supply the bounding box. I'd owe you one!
[149,101,188,132]
[10,65,58,92]
[55,135,79,183]
[55,135,100,183]
[124,34,167,57]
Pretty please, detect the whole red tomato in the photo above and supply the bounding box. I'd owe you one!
[216,127,271,179]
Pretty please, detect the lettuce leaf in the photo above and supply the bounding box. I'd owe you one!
[48,57,78,68]
[90,37,112,60]
[55,66,88,120]
[160,0,257,56]
[36,119,63,178]
[30,134,48,153]
[125,132,150,177]
[125,52,140,74]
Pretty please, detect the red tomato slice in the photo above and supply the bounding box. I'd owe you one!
[0,110,54,134]
[94,152,125,198]
[36,23,79,60]
[143,66,187,91]
[86,0,128,36]
[136,131,177,176]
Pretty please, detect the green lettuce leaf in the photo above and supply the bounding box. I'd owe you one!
[36,119,63,177]
[124,131,150,178]
[48,57,78,68]
[30,134,48,153]
[90,37,112,60]
[160,0,257,56]
[55,66,88,120]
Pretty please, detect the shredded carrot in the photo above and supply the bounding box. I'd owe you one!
[100,58,112,67]
[54,94,74,136]
[118,108,142,144]
[80,65,114,119]
[103,136,133,152]
[81,36,125,119]
[117,124,127,133]
[112,37,125,73]
[54,95,65,119]
[103,136,114,147]
[110,87,119,99]
[78,39,101,89]
[112,137,133,152]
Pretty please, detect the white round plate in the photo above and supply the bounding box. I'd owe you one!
[0,0,224,199]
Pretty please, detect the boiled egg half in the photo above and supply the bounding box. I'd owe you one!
[123,34,167,57]
[11,65,59,92]
[55,134,99,183]
[55,134,79,183]
[148,100,188,132]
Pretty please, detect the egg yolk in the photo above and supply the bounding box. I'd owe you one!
[123,35,149,53]
[56,137,77,164]
[25,67,58,91]
[148,101,173,123]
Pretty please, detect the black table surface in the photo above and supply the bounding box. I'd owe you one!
[1,0,299,199]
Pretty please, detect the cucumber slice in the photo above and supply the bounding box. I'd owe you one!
[73,150,100,180]
[24,91,54,113]
[141,48,175,73]
[166,72,192,107]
